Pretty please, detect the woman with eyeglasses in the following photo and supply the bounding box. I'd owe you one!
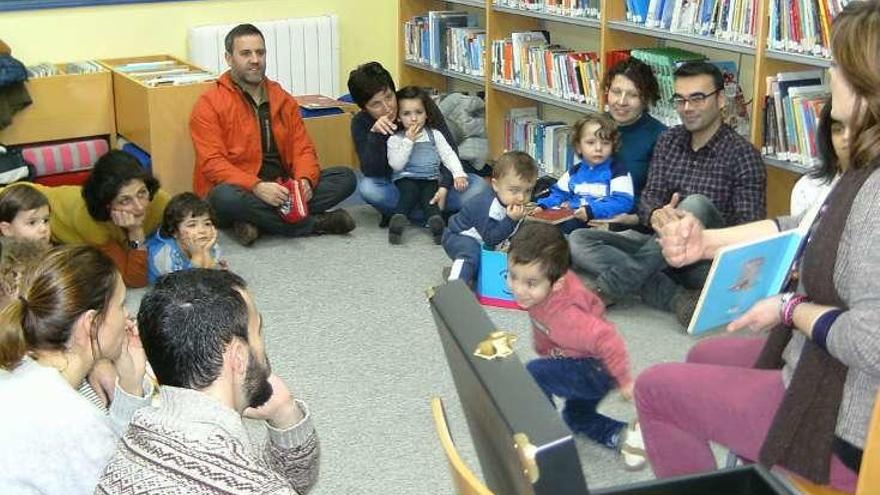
[3,150,170,288]
[634,2,880,490]
[602,57,668,218]
[0,245,151,494]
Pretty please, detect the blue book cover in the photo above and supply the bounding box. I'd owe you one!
[687,208,818,335]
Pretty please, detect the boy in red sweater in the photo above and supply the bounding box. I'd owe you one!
[507,222,646,470]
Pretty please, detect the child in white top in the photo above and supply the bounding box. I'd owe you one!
[386,86,468,244]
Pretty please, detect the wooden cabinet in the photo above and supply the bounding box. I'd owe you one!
[0,64,115,146]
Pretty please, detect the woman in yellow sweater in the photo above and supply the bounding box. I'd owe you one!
[27,150,169,287]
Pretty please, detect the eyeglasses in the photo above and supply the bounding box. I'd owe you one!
[671,89,720,107]
[671,89,721,108]
[607,88,641,102]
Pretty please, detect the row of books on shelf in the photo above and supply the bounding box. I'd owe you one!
[27,61,106,78]
[403,11,480,71]
[113,60,215,87]
[490,31,601,106]
[493,0,601,19]
[505,107,576,178]
[762,69,827,167]
[625,0,759,46]
[767,0,850,58]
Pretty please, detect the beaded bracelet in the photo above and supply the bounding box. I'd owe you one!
[782,294,809,328]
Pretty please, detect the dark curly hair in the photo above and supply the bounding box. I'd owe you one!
[160,192,216,237]
[82,150,160,222]
[508,222,571,284]
[571,114,622,155]
[602,57,661,107]
[347,61,396,109]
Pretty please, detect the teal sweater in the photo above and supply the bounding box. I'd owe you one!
[614,112,667,209]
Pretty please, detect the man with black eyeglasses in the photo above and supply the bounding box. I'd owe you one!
[569,61,765,328]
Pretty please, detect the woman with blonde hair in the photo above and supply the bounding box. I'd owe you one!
[0,245,151,494]
[634,1,880,491]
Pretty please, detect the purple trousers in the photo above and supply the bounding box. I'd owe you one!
[635,336,858,492]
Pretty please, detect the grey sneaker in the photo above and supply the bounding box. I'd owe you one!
[232,221,259,247]
[672,289,701,329]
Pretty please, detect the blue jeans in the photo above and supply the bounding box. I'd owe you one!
[527,357,625,449]
[208,166,356,237]
[358,173,489,216]
[441,230,481,284]
[568,194,724,311]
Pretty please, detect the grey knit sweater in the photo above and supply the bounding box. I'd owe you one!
[778,166,880,449]
[96,386,320,494]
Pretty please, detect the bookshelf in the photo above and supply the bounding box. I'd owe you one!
[399,0,832,217]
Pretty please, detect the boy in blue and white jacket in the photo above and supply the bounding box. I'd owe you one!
[442,151,539,285]
[537,114,634,233]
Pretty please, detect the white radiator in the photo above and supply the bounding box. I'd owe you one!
[188,15,340,97]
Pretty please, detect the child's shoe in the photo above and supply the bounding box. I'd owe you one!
[388,214,407,244]
[620,421,648,471]
[427,214,445,245]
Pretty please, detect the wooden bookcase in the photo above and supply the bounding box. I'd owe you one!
[398,0,833,217]
[100,55,214,196]
[0,64,116,146]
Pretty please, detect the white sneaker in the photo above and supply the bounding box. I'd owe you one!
[620,422,648,471]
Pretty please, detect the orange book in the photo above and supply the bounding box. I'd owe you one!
[504,41,514,83]
[817,0,832,50]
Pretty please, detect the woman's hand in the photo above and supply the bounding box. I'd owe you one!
[110,209,145,239]
[112,317,148,397]
[429,187,449,211]
[453,176,469,192]
[370,115,397,135]
[87,359,117,407]
[657,212,706,268]
[727,295,783,333]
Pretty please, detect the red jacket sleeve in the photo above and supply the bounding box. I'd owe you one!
[282,96,321,187]
[98,242,148,288]
[190,96,261,192]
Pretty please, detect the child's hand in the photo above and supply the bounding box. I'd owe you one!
[506,203,526,220]
[620,382,635,401]
[405,121,424,141]
[453,176,469,192]
[574,206,590,222]
[429,187,449,211]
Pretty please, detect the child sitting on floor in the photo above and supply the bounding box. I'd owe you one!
[507,222,646,470]
[442,150,538,286]
[147,192,222,284]
[536,114,634,233]
[0,184,51,247]
[386,86,468,245]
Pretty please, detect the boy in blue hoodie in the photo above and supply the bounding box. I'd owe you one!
[442,151,539,286]
[537,114,634,233]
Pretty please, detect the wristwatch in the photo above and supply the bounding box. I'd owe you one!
[128,239,143,250]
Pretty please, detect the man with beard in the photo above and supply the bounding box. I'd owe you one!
[97,269,320,494]
[569,61,765,327]
[191,23,356,247]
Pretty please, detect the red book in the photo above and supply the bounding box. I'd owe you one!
[527,207,575,225]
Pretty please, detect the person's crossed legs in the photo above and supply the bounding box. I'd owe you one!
[209,166,356,242]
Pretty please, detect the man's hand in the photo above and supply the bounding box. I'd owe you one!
[254,182,288,207]
[299,179,313,202]
[429,187,449,211]
[405,121,424,142]
[650,192,683,232]
[453,176,469,192]
[657,211,706,267]
[507,203,527,220]
[244,374,304,430]
[727,295,784,333]
[370,115,398,135]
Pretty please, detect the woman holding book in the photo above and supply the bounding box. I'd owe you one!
[634,2,880,491]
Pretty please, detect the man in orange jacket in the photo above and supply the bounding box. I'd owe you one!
[190,23,356,246]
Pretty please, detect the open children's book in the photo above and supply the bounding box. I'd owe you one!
[686,203,821,335]
[527,207,575,225]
